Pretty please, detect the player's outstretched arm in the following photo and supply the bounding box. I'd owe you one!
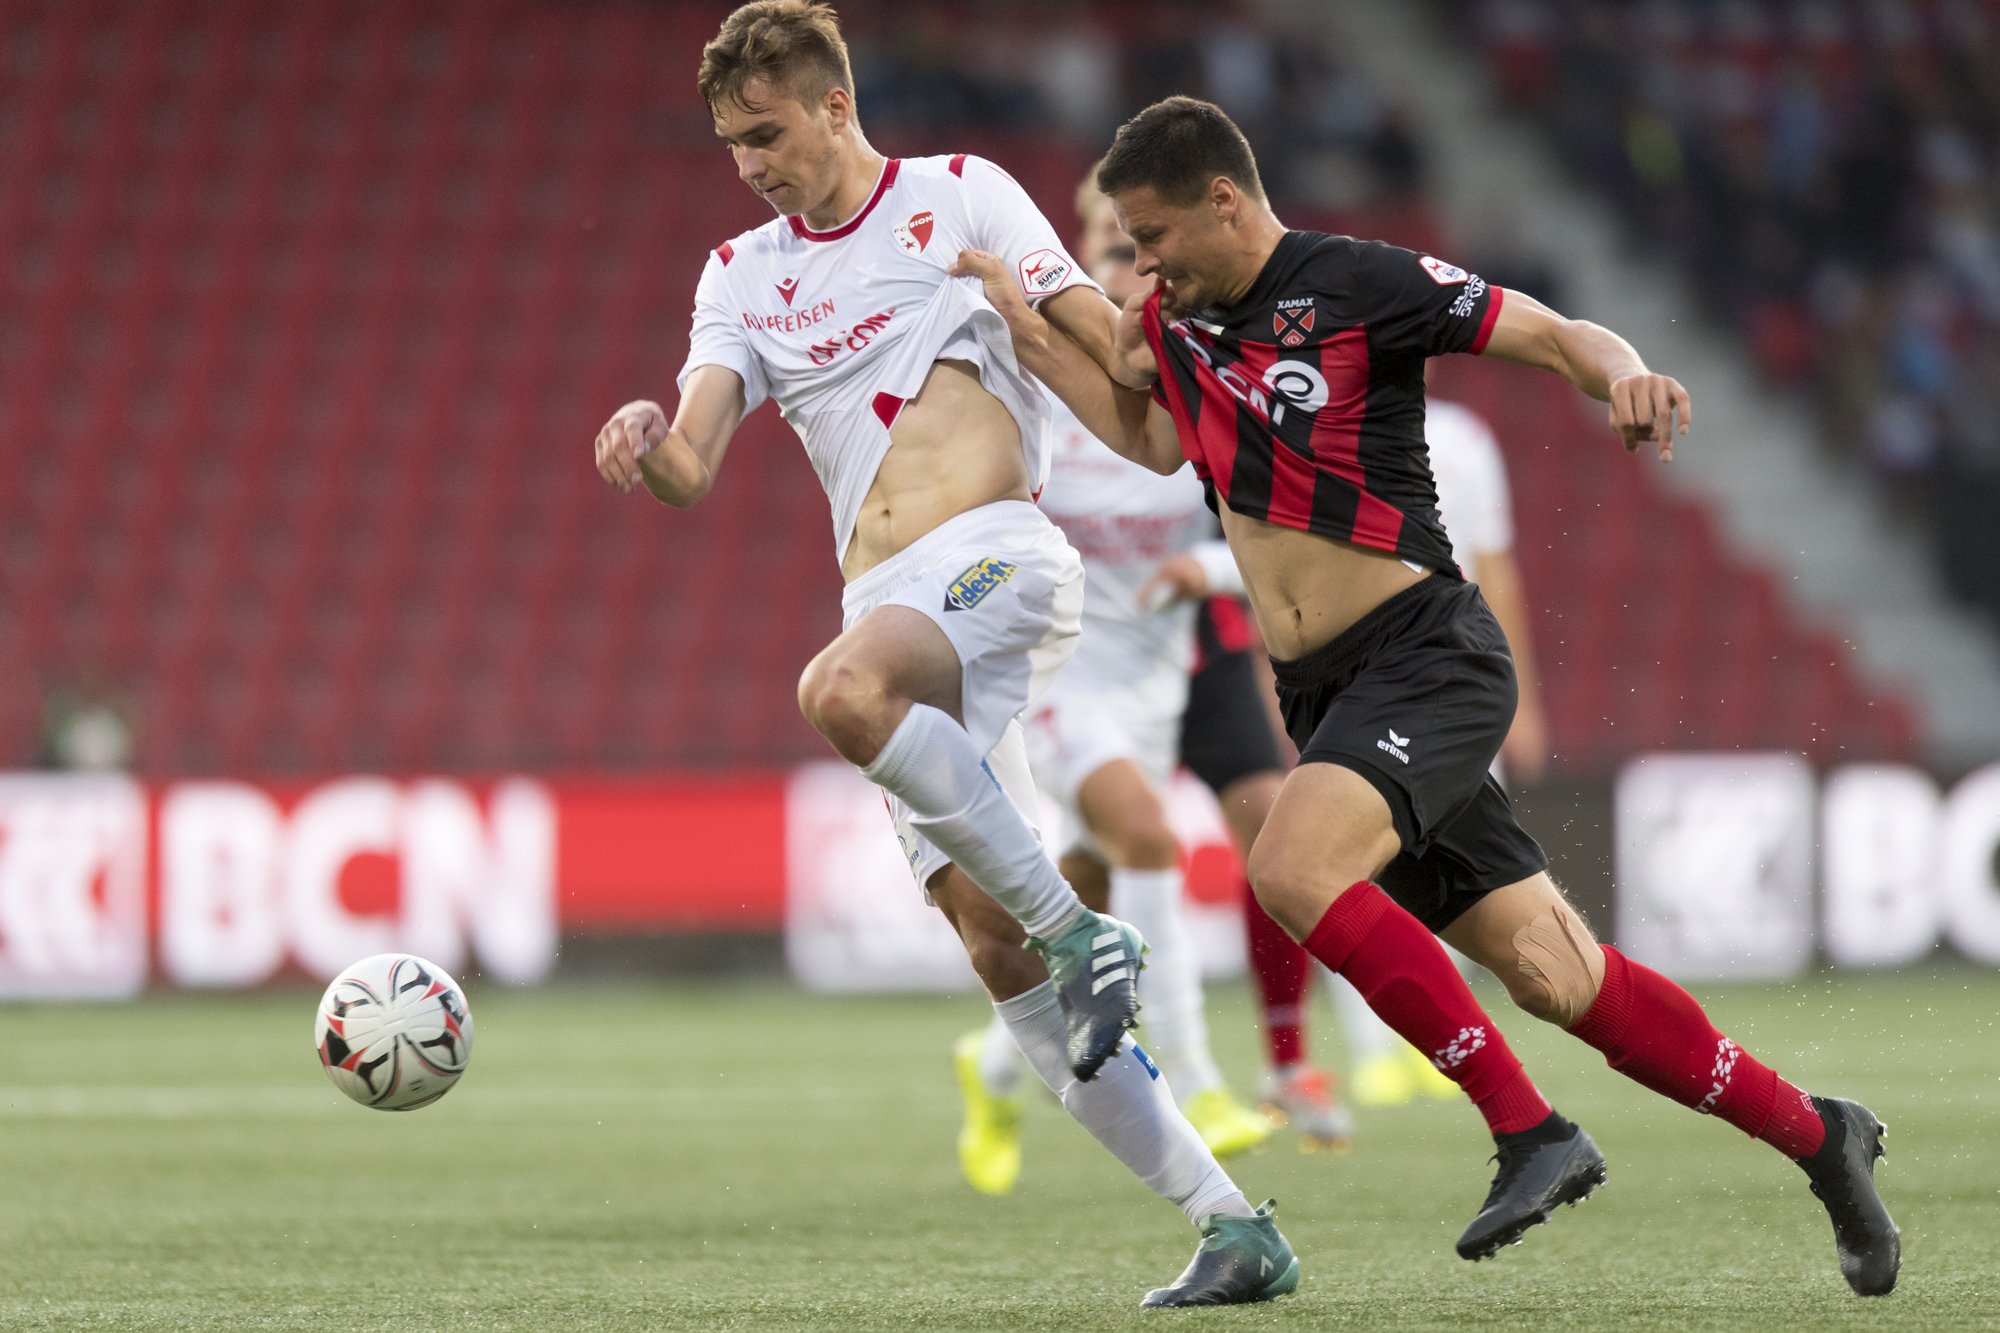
[950,250,1182,474]
[1480,290,1692,461]
[592,365,748,507]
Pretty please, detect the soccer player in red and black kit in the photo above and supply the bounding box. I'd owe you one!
[956,96,1899,1295]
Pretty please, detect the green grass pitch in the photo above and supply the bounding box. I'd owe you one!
[1,966,1996,1330]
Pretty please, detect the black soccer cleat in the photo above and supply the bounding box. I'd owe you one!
[1456,1112,1607,1261]
[1024,909,1144,1081]
[1798,1096,1900,1296]
[1141,1199,1300,1308]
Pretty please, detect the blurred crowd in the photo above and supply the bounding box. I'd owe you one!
[831,0,1432,222]
[1456,0,2000,626]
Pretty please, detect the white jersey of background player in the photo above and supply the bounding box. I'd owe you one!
[591,6,1279,1299]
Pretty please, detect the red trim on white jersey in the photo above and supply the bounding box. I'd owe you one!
[948,153,967,177]
[871,392,904,429]
[715,241,734,265]
[789,159,902,243]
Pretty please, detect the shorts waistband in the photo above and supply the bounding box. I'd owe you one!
[1269,574,1454,693]
[840,499,1051,614]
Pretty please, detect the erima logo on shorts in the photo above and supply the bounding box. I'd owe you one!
[942,557,1018,612]
[1377,728,1411,764]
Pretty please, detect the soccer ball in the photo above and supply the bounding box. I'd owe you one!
[314,953,474,1111]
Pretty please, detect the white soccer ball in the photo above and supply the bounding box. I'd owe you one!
[313,953,474,1111]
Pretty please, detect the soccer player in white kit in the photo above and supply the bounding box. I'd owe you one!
[588,2,1296,1307]
[954,178,1274,1190]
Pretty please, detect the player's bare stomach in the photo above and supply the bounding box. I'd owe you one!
[1219,497,1431,661]
[840,358,1033,583]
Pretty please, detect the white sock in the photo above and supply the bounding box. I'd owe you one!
[1110,866,1223,1102]
[994,981,1253,1224]
[1329,971,1397,1060]
[860,705,1080,937]
[979,1009,1028,1098]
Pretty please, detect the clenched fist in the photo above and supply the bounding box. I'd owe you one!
[594,400,667,493]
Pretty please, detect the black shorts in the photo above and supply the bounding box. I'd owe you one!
[1178,599,1286,796]
[1270,576,1547,933]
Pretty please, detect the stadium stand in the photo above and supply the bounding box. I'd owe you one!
[1451,0,2000,635]
[1,0,1916,778]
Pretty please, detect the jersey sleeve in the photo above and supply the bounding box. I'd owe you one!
[676,248,770,413]
[956,155,1101,308]
[1346,240,1504,358]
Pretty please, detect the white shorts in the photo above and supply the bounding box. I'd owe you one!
[1025,672,1183,859]
[841,500,1085,888]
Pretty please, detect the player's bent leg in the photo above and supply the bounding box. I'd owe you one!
[1447,873,1898,1294]
[1250,764,1602,1258]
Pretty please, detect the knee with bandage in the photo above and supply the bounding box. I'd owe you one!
[1505,904,1606,1027]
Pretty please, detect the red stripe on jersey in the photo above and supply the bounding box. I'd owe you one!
[789,159,902,242]
[1307,328,1404,552]
[1144,298,1216,480]
[872,392,904,429]
[1233,339,1317,529]
[948,153,967,176]
[1471,285,1506,354]
[715,241,734,265]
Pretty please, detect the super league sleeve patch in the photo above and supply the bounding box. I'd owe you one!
[1419,255,1469,285]
[1017,248,1073,296]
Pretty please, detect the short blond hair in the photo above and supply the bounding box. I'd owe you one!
[698,1,855,117]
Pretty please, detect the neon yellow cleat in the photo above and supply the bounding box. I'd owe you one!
[1184,1085,1276,1157]
[1350,1049,1417,1108]
[952,1031,1024,1195]
[1406,1040,1460,1100]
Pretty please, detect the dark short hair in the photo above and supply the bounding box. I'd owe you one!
[698,1,855,118]
[1096,96,1265,207]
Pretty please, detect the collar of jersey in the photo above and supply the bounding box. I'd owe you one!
[788,158,901,242]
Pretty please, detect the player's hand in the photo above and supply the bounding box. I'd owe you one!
[1607,372,1692,461]
[1111,286,1160,389]
[595,400,667,494]
[950,249,1047,350]
[1135,552,1210,612]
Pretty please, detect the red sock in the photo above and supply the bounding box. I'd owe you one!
[1567,946,1826,1158]
[1244,876,1310,1068]
[1304,882,1551,1135]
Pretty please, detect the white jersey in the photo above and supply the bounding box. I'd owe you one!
[1036,394,1212,705]
[1425,398,1514,581]
[677,154,1099,561]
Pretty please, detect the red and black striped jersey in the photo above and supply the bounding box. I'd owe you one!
[1142,231,1505,577]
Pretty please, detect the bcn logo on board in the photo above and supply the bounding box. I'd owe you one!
[0,776,557,996]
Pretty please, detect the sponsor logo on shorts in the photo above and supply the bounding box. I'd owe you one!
[942,557,1018,612]
[1377,727,1412,764]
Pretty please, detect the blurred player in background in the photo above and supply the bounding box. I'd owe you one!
[592,4,1295,1308]
[960,95,1898,1291]
[954,174,1275,1195]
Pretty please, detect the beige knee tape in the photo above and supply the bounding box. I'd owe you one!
[1511,904,1603,1027]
